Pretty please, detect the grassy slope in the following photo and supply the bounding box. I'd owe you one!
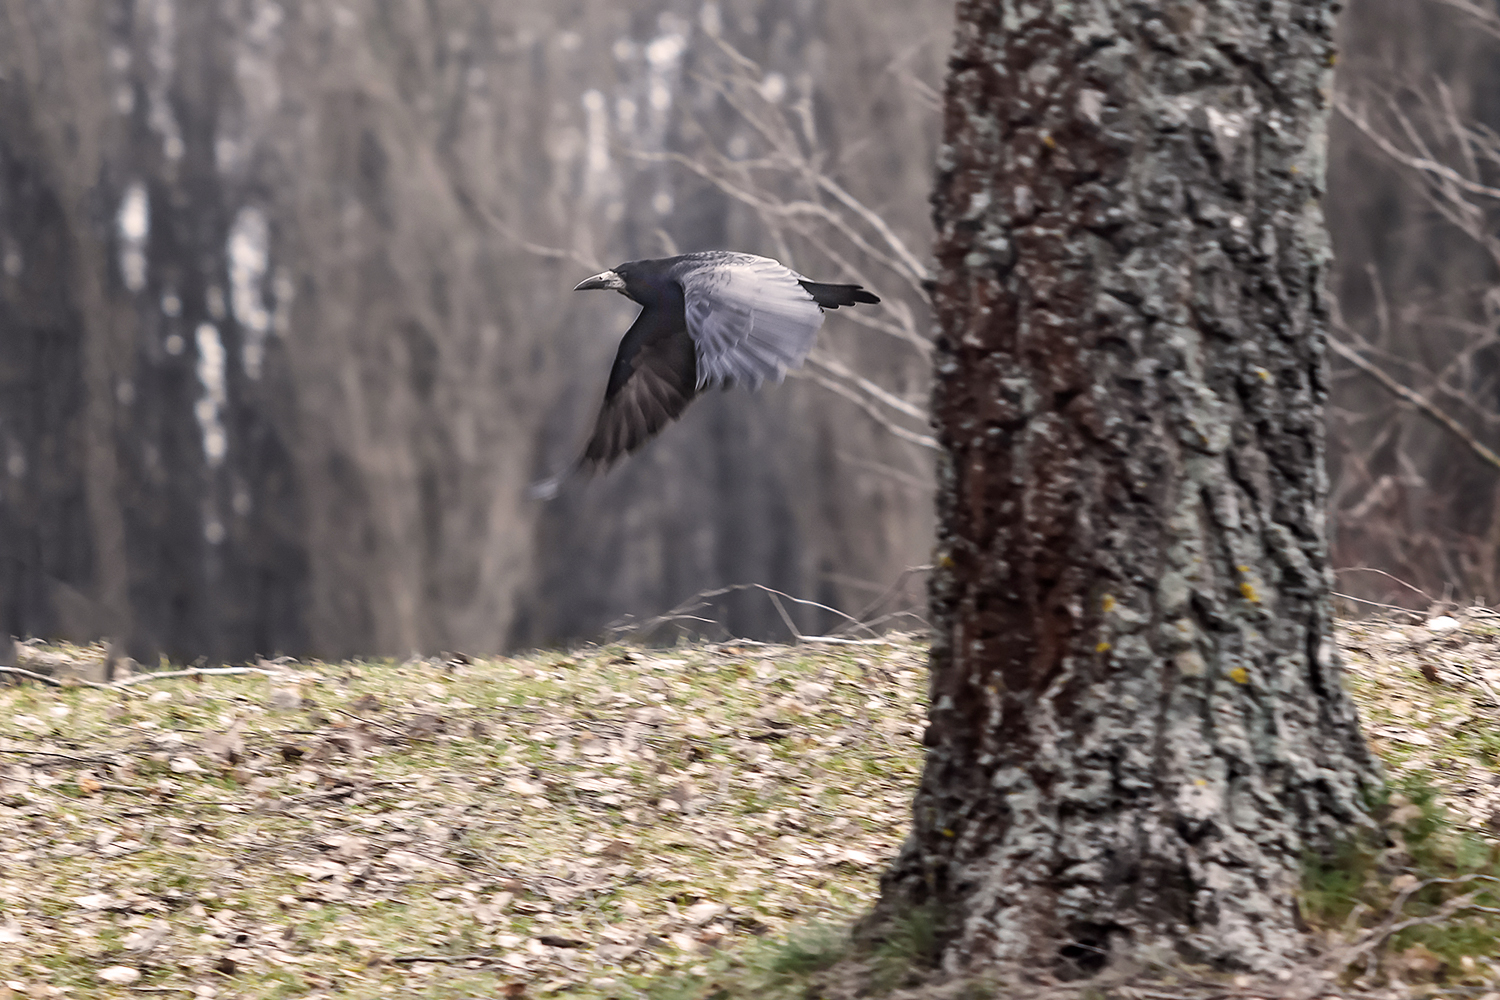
[0,637,926,999]
[3,616,1500,998]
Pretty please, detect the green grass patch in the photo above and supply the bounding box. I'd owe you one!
[1303,771,1500,987]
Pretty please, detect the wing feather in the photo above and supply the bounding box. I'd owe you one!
[581,327,698,468]
[672,253,826,390]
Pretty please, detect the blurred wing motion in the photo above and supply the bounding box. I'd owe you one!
[529,306,698,498]
[673,252,827,390]
[581,316,698,467]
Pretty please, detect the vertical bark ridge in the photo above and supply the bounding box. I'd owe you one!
[884,0,1379,975]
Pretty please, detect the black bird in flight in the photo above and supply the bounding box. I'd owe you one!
[531,251,879,498]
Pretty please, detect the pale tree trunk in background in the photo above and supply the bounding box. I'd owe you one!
[0,0,944,661]
[878,0,1379,977]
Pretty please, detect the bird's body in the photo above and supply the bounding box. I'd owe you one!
[532,252,879,497]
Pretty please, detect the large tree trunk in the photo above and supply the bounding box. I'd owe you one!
[879,0,1380,977]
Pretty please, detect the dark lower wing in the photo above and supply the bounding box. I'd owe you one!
[797,280,880,308]
[530,313,698,500]
[581,337,698,467]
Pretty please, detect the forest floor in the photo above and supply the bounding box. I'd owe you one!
[1,615,1499,999]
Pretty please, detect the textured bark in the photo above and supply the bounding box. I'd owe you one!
[880,0,1380,976]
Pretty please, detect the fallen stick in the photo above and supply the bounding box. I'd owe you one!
[0,665,120,692]
[113,667,282,688]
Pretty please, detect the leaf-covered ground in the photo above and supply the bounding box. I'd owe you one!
[1342,610,1500,834]
[0,637,927,999]
[3,615,1500,999]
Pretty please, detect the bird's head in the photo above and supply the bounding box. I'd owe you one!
[574,267,630,296]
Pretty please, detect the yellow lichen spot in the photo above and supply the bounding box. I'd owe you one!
[1228,666,1249,684]
[1240,581,1260,603]
[942,828,956,838]
[1235,564,1250,574]
[1289,165,1299,175]
[1257,368,1272,382]
[937,553,955,569]
[1195,778,1208,787]
[1042,133,1057,149]
[1096,641,1111,653]
[1101,594,1116,613]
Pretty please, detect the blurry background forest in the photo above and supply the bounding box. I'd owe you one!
[0,0,1493,662]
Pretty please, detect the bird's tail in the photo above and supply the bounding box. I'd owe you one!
[798,280,880,309]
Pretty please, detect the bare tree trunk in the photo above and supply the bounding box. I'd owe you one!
[878,0,1379,977]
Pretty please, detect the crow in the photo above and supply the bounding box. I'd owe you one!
[531,251,879,498]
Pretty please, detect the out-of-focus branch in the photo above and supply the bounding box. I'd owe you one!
[790,367,937,450]
[835,451,931,491]
[1426,0,1500,42]
[1329,328,1500,472]
[807,352,926,422]
[487,219,604,274]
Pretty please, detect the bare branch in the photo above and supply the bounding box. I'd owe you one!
[807,352,928,422]
[1329,330,1500,473]
[789,367,938,450]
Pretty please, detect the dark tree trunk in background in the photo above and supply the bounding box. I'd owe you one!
[879,0,1378,976]
[0,0,942,661]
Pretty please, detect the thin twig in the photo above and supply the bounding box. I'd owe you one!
[331,709,407,740]
[1331,591,1425,616]
[611,582,883,641]
[766,590,803,642]
[833,451,932,491]
[0,747,113,766]
[806,352,928,422]
[1334,566,1439,602]
[94,783,162,797]
[113,667,283,688]
[1329,334,1500,472]
[0,665,120,692]
[790,368,938,449]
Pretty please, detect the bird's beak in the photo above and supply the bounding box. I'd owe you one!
[574,270,626,292]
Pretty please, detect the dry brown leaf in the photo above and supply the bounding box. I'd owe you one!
[200,718,246,763]
[404,713,445,740]
[664,780,697,809]
[667,931,701,953]
[347,693,382,712]
[1397,942,1444,980]
[684,901,725,925]
[123,918,171,954]
[505,777,546,797]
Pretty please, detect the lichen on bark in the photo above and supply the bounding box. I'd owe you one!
[881,0,1379,977]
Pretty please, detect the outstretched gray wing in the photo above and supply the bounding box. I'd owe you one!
[673,253,825,390]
